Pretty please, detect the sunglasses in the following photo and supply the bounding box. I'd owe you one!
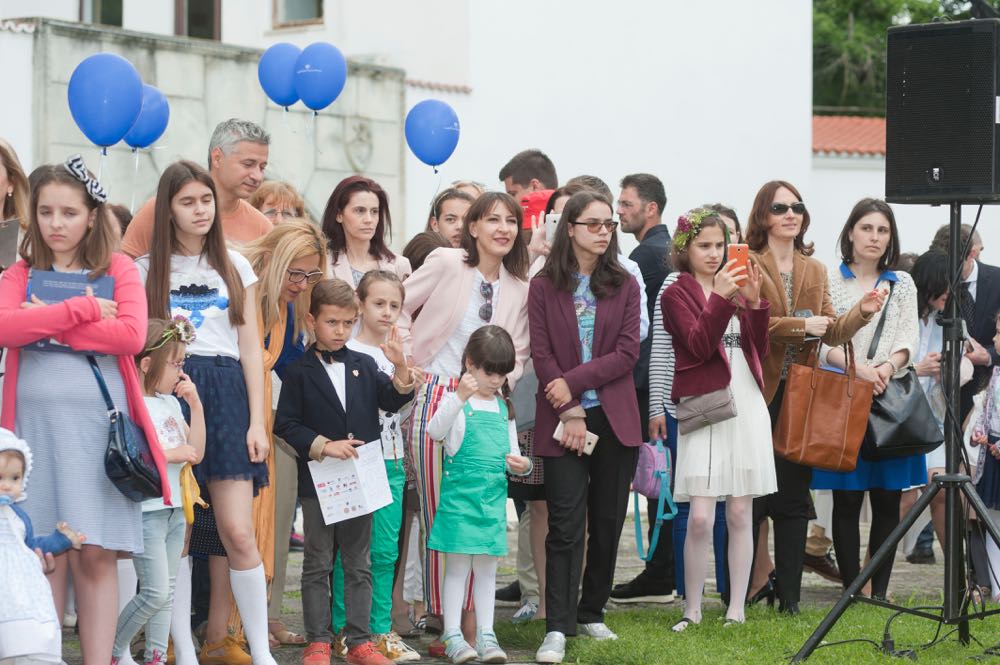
[571,220,619,233]
[479,281,494,322]
[286,268,324,284]
[769,202,806,216]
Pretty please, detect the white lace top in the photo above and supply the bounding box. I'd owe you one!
[819,264,919,372]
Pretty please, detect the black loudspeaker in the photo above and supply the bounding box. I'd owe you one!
[885,19,1000,204]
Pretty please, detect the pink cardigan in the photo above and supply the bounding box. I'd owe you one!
[327,252,412,284]
[0,253,171,504]
[397,248,529,385]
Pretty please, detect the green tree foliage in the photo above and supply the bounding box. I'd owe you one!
[813,1,973,114]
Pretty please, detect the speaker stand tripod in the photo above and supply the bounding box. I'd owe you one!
[791,202,1000,662]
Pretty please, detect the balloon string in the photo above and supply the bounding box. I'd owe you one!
[130,149,140,214]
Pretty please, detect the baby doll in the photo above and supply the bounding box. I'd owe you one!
[0,427,85,664]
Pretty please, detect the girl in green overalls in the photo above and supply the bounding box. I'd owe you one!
[426,325,532,664]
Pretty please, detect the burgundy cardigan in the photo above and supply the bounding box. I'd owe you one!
[528,273,642,456]
[661,272,770,402]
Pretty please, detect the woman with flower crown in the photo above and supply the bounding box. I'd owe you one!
[662,207,777,631]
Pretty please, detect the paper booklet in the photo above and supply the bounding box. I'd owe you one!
[308,440,392,525]
[27,269,115,353]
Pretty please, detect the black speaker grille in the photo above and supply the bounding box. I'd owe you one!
[885,21,999,203]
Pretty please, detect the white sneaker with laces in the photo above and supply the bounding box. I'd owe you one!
[535,631,566,663]
[577,622,618,640]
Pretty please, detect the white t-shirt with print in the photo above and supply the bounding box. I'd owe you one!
[136,250,258,359]
[142,393,187,513]
[347,338,412,460]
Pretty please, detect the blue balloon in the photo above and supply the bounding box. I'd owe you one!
[67,53,143,147]
[405,100,460,167]
[258,42,301,108]
[293,42,347,111]
[124,85,170,149]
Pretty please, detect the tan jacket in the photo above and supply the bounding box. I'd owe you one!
[753,247,873,403]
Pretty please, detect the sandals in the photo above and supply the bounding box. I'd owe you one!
[671,617,698,633]
[268,621,306,646]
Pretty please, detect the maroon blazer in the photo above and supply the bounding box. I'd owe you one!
[528,273,642,457]
[661,272,771,402]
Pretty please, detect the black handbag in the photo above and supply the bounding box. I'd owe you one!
[860,282,944,460]
[88,356,162,502]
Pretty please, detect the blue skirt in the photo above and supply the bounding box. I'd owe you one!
[812,452,926,491]
[182,355,268,558]
[976,435,1000,510]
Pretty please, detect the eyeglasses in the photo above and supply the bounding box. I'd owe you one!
[286,268,324,284]
[479,281,494,322]
[570,220,619,233]
[166,357,188,370]
[263,208,297,220]
[769,202,806,216]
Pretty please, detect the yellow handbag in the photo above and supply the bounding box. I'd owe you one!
[179,463,208,524]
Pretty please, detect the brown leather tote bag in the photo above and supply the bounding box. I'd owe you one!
[773,342,874,472]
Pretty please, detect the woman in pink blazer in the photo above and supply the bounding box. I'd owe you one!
[321,175,412,286]
[527,190,641,663]
[397,191,529,641]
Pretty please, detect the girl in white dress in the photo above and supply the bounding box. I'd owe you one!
[0,428,84,664]
[661,208,777,630]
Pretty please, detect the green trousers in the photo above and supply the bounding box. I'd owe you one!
[332,459,405,634]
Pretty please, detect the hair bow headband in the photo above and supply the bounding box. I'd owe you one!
[63,154,108,204]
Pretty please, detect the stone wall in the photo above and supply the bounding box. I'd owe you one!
[14,18,405,230]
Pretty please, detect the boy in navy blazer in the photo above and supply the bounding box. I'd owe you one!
[275,279,420,665]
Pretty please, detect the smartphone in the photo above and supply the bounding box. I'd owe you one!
[553,421,599,455]
[520,189,555,230]
[727,243,749,280]
[544,213,561,242]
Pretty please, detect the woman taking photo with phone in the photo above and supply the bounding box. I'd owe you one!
[662,207,775,630]
[747,181,884,615]
[811,199,923,600]
[528,190,641,663]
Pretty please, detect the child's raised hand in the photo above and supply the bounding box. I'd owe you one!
[174,372,201,408]
[57,522,86,550]
[381,326,407,369]
[323,438,363,460]
[506,454,531,475]
[457,373,478,401]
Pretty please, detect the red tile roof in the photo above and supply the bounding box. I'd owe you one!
[813,115,886,156]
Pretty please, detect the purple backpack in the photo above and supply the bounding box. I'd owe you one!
[632,439,677,561]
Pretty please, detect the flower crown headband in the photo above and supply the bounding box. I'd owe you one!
[672,208,729,250]
[63,154,108,204]
[144,316,197,355]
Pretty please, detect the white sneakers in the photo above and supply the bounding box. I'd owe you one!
[577,622,618,641]
[535,631,566,663]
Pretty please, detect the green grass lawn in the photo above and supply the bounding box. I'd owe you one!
[495,602,1000,665]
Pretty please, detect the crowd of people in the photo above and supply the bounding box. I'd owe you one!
[1,117,1000,665]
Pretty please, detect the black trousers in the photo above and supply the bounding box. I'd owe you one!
[544,406,639,635]
[752,380,815,605]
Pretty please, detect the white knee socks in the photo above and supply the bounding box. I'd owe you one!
[229,564,277,665]
[116,559,140,665]
[471,555,498,631]
[170,557,198,665]
[442,554,472,636]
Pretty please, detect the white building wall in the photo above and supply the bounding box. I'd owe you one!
[810,155,1000,272]
[0,24,34,168]
[0,0,76,21]
[122,0,173,36]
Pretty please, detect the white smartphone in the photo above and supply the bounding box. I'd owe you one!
[553,421,599,455]
[544,212,560,242]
